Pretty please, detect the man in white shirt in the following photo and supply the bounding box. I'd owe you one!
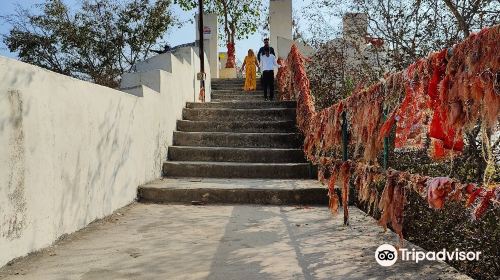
[260,48,279,101]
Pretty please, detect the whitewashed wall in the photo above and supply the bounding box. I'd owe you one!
[269,0,293,58]
[0,46,210,267]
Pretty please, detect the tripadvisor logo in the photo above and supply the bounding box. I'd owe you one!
[375,244,481,267]
[375,244,398,266]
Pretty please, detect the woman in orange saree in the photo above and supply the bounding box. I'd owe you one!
[241,49,259,91]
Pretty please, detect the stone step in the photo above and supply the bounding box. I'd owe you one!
[173,131,302,148]
[211,79,245,84]
[212,94,275,101]
[177,120,297,133]
[168,146,306,163]
[186,101,296,109]
[212,89,278,95]
[162,161,315,179]
[211,84,247,88]
[138,178,327,204]
[212,85,263,90]
[212,87,263,91]
[182,108,295,121]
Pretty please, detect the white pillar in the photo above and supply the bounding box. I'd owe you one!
[196,13,219,78]
[269,0,292,58]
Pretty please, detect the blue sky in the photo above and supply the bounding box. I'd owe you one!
[0,0,315,62]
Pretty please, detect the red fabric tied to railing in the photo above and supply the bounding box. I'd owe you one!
[276,25,500,238]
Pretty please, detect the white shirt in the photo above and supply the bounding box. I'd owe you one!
[260,54,279,71]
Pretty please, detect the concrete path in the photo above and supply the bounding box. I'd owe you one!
[0,203,468,280]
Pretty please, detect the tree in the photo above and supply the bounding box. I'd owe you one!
[442,0,500,37]
[176,0,262,68]
[292,8,304,42]
[2,0,176,87]
[306,37,385,109]
[302,0,500,180]
[303,0,499,70]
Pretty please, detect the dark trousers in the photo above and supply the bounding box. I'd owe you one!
[262,70,274,100]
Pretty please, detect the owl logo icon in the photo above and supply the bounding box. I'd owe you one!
[375,244,398,266]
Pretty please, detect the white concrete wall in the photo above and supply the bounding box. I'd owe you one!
[196,13,219,78]
[122,47,211,102]
[0,46,210,267]
[269,0,292,57]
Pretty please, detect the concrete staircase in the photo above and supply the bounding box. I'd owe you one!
[139,79,322,206]
[162,78,315,179]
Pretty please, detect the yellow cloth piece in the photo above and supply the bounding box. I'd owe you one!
[244,55,257,91]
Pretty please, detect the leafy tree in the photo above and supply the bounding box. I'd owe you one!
[2,0,176,87]
[175,0,262,68]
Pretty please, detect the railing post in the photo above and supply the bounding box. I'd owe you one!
[341,110,349,225]
[342,111,348,161]
[197,0,206,102]
[383,108,389,170]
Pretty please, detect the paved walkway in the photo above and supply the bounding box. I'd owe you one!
[0,203,468,280]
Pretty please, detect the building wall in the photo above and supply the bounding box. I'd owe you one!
[325,14,388,76]
[0,46,210,267]
[342,13,368,47]
[269,0,292,57]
